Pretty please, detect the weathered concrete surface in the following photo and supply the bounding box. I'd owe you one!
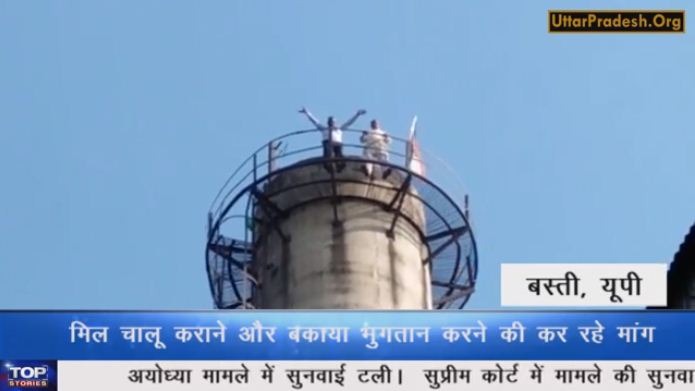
[253,159,431,309]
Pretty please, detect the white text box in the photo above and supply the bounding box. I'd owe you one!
[500,263,667,307]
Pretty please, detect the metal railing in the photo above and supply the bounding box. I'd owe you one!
[205,128,478,310]
[208,128,472,224]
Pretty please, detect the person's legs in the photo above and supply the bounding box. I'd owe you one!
[333,143,345,172]
[322,140,333,172]
[333,143,343,157]
[362,150,373,177]
[376,149,392,179]
[366,148,383,177]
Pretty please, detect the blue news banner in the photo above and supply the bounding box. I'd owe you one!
[2,311,695,390]
[0,311,693,360]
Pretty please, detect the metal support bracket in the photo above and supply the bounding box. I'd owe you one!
[424,226,468,265]
[385,174,412,238]
[251,188,289,242]
[329,162,340,225]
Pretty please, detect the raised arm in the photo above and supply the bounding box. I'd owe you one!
[298,107,324,129]
[341,109,366,129]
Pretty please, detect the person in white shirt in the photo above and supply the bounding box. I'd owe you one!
[299,107,366,162]
[360,119,392,178]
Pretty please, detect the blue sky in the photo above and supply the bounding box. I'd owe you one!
[1,1,693,309]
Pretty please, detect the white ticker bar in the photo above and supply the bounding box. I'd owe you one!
[58,360,694,390]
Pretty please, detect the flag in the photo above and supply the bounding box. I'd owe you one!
[407,116,425,176]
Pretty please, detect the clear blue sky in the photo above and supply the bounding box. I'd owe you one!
[1,1,693,309]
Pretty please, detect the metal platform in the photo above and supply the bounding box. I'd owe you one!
[206,128,478,309]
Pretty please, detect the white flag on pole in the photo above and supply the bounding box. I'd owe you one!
[407,116,425,176]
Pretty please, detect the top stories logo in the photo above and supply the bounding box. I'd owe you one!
[0,361,57,391]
